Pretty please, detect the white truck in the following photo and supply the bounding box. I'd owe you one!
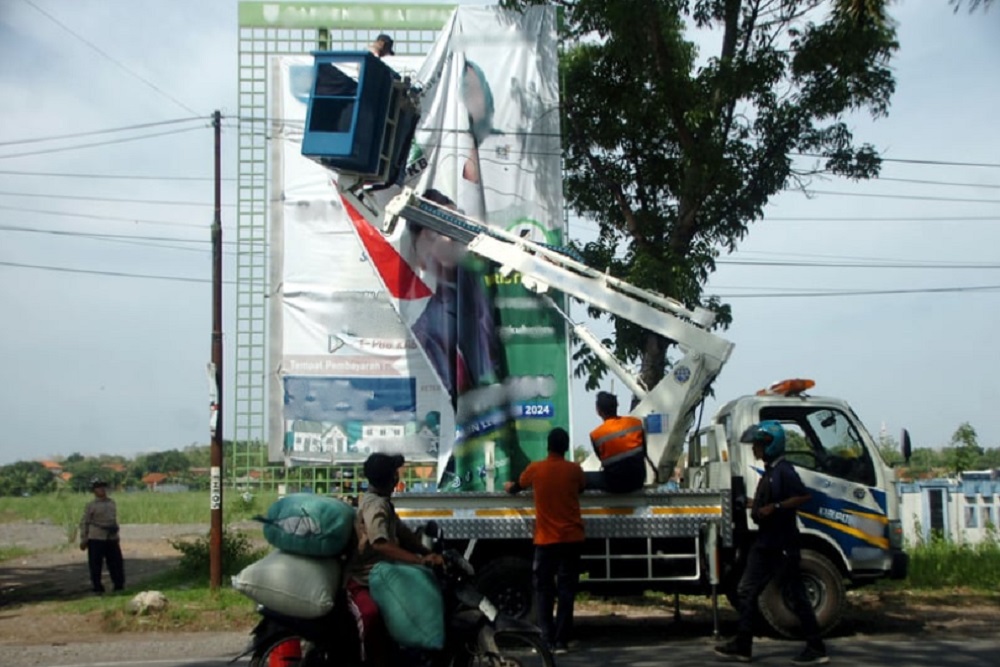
[300,51,910,637]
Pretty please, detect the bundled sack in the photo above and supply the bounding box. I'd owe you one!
[232,550,342,618]
[369,561,444,650]
[256,493,355,557]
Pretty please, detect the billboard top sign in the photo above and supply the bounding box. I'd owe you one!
[238,2,456,30]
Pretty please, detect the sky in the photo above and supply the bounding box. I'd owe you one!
[0,1,997,466]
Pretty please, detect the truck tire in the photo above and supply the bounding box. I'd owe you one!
[759,549,845,638]
[475,556,535,621]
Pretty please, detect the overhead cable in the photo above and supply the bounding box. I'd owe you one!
[0,117,205,148]
[0,126,207,160]
[21,0,201,117]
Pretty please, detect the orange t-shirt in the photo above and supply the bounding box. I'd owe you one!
[518,454,585,546]
[590,416,644,460]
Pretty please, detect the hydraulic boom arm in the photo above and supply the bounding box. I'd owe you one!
[345,185,735,482]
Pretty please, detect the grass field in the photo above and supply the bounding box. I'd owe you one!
[0,490,279,525]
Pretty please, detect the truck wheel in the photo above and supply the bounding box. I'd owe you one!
[759,550,845,638]
[476,556,535,621]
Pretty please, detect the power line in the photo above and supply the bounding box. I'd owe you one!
[0,117,205,148]
[0,204,219,229]
[876,177,1000,190]
[3,258,994,299]
[0,224,234,245]
[806,190,1000,205]
[718,259,1000,269]
[0,190,236,208]
[793,152,1000,169]
[0,259,233,284]
[21,0,201,117]
[763,215,999,222]
[0,126,207,160]
[711,285,1000,299]
[0,168,236,182]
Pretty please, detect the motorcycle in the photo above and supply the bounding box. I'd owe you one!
[238,522,554,667]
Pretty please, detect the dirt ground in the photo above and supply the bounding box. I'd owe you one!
[2,521,1000,646]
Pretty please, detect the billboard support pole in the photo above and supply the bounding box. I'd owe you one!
[210,110,224,590]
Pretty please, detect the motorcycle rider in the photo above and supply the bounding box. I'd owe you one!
[345,452,444,666]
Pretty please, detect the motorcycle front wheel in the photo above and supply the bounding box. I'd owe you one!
[459,630,555,667]
[250,633,307,667]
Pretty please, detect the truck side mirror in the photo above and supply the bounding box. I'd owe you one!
[900,429,912,464]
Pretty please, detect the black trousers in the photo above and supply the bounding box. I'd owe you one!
[584,451,645,493]
[735,541,822,648]
[87,539,125,592]
[532,541,582,646]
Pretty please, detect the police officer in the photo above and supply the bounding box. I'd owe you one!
[79,477,124,594]
[714,421,829,665]
[584,391,646,493]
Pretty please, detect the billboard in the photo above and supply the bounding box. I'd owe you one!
[270,6,568,490]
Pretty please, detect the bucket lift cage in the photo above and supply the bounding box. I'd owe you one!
[301,51,420,186]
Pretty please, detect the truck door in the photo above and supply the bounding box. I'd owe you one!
[758,406,890,573]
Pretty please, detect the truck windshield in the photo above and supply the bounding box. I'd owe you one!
[761,407,877,487]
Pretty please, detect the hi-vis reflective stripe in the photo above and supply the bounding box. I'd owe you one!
[652,506,723,516]
[593,422,644,448]
[398,506,722,519]
[396,509,455,518]
[799,510,889,550]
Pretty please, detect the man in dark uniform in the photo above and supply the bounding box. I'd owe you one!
[79,477,124,594]
[714,421,829,665]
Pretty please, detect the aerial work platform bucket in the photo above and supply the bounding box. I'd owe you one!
[302,51,419,185]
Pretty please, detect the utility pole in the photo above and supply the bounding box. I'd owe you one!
[209,110,224,590]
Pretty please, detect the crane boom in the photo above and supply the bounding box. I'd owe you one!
[346,185,736,481]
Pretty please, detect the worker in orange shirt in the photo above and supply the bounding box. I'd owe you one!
[504,427,584,654]
[585,391,647,493]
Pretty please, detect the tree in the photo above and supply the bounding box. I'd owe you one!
[0,461,57,497]
[502,0,897,394]
[946,422,983,475]
[949,0,995,11]
[877,431,904,466]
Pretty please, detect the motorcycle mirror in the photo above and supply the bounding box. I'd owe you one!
[900,429,912,464]
[424,520,441,539]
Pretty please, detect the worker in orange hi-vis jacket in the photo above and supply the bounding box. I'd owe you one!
[584,391,647,493]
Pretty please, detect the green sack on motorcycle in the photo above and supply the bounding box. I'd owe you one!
[369,561,445,650]
[256,493,355,557]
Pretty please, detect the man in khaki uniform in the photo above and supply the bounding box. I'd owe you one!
[79,477,124,593]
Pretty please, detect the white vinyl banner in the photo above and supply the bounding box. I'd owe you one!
[270,6,567,490]
[270,55,452,467]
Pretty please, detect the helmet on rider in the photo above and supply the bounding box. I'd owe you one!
[90,476,109,489]
[739,420,786,462]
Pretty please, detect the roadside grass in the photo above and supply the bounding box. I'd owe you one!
[0,545,32,562]
[903,534,1000,589]
[0,491,280,542]
[53,578,260,633]
[6,493,1000,633]
[44,527,270,633]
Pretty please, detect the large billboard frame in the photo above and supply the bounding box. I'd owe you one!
[234,2,454,492]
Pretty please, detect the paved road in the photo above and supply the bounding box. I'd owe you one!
[23,636,998,667]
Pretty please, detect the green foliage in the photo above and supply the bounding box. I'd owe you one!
[503,0,898,392]
[0,491,278,524]
[905,530,1000,589]
[949,0,995,12]
[0,545,31,562]
[0,461,57,497]
[169,527,268,581]
[877,432,904,466]
[946,422,983,475]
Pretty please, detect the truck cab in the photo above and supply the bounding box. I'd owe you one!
[687,379,909,634]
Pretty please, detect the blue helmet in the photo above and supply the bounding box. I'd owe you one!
[740,420,786,461]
